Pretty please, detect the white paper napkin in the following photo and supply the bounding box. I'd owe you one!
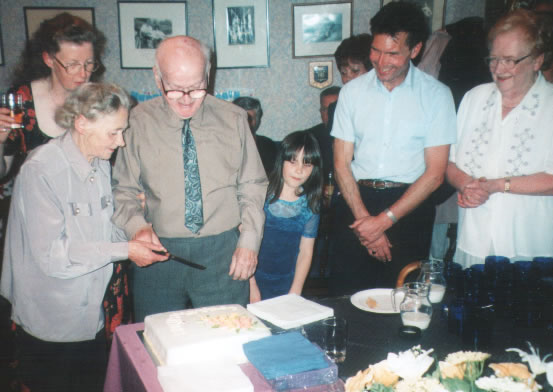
[247,294,334,329]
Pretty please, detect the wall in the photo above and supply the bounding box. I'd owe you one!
[0,0,484,140]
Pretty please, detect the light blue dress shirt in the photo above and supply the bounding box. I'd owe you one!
[331,63,457,183]
[0,131,129,342]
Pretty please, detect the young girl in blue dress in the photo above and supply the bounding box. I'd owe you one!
[250,130,323,301]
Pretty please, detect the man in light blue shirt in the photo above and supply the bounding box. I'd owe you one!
[329,2,456,294]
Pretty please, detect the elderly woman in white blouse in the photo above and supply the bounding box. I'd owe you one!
[0,82,168,392]
[446,9,553,268]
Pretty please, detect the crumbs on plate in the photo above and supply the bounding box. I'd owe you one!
[366,297,378,309]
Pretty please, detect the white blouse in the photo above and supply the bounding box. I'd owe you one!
[450,74,553,267]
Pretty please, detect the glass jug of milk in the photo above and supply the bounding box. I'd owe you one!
[392,282,433,330]
[418,260,447,304]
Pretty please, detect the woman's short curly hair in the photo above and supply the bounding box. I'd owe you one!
[55,83,131,131]
[488,8,551,60]
[12,13,106,86]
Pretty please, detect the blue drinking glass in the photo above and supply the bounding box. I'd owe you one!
[533,257,553,276]
[485,256,510,280]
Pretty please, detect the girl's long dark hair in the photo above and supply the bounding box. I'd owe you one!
[267,130,323,213]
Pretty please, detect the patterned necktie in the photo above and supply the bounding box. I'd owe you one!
[182,119,203,233]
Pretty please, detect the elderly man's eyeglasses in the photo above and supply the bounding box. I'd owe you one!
[53,56,99,74]
[485,54,532,69]
[160,78,207,100]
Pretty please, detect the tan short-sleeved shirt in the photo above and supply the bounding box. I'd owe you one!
[111,95,268,252]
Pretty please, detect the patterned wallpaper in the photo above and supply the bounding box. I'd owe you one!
[0,0,484,140]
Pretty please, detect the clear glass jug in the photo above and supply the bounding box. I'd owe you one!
[392,282,433,330]
[418,260,447,304]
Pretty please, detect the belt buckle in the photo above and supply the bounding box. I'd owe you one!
[374,180,387,190]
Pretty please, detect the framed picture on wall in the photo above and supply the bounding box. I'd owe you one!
[118,2,187,69]
[381,0,446,32]
[0,27,4,66]
[24,7,95,40]
[212,0,269,68]
[292,2,352,58]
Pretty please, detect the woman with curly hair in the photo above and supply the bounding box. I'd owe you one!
[0,13,131,341]
[0,12,106,176]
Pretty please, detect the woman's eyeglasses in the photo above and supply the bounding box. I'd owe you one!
[484,53,532,69]
[53,56,99,74]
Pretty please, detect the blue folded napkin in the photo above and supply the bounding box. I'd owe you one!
[243,332,329,380]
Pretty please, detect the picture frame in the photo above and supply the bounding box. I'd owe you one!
[24,7,95,40]
[381,0,446,32]
[0,27,4,66]
[292,2,352,58]
[309,61,333,89]
[212,0,269,69]
[118,2,187,69]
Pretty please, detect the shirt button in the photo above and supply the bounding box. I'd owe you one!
[89,177,95,183]
[75,208,81,214]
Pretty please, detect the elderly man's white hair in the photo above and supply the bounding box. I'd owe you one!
[153,36,212,80]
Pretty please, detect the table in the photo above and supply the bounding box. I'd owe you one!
[104,296,553,392]
[315,296,553,379]
[104,322,163,392]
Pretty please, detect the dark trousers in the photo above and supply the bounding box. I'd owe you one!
[328,186,435,295]
[15,326,107,392]
[131,227,248,322]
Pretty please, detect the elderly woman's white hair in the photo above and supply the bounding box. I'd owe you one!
[55,82,131,131]
[488,8,550,59]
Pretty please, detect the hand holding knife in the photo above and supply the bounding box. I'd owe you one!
[153,250,207,270]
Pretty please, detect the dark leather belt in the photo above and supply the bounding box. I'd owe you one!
[358,179,409,190]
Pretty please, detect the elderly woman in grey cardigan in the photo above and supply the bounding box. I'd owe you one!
[0,82,168,392]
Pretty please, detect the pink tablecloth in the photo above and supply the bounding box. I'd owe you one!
[103,323,344,392]
[103,323,163,392]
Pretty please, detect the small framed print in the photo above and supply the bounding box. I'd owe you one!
[24,7,95,40]
[309,61,333,89]
[292,2,352,58]
[118,2,187,69]
[0,27,4,66]
[212,0,269,68]
[381,0,446,32]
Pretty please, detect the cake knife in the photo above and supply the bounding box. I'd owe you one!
[153,251,207,270]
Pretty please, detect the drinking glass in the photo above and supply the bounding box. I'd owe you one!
[462,303,495,350]
[533,257,553,276]
[0,93,24,129]
[322,317,347,363]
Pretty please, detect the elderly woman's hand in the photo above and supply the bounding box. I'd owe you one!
[128,240,169,267]
[458,178,490,208]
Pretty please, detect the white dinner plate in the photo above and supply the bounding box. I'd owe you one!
[350,288,399,314]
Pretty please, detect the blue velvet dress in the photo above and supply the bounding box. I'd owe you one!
[255,195,320,299]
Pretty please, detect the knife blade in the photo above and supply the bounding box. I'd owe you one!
[153,251,207,270]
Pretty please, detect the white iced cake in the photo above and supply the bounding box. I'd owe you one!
[144,304,271,367]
